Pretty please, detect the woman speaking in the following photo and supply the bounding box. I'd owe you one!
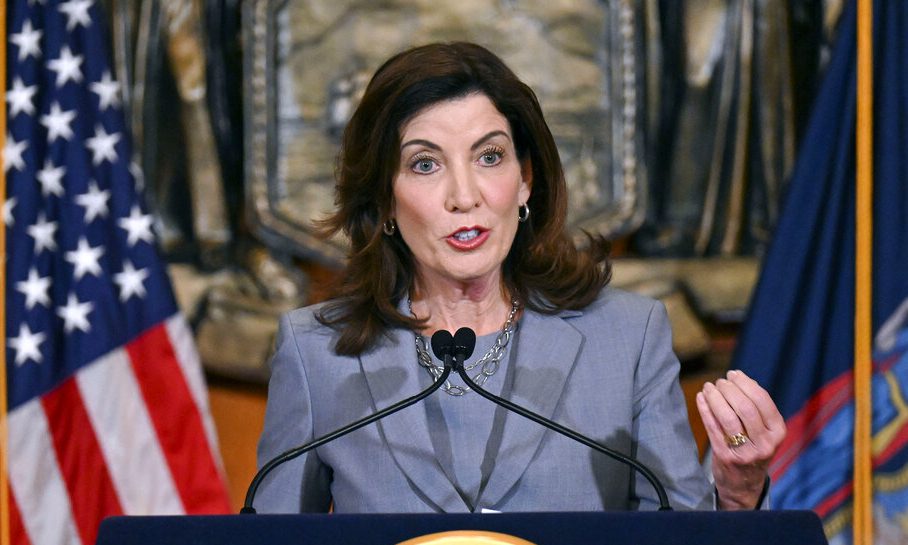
[255,42,785,513]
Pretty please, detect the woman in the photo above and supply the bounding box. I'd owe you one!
[256,42,785,513]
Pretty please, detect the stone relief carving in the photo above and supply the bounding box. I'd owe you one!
[244,0,648,265]
[104,0,308,381]
[633,0,843,256]
[106,0,843,381]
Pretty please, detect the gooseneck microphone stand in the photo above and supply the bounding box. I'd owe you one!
[447,327,673,511]
[240,345,454,514]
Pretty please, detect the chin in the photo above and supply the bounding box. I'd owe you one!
[446,266,502,285]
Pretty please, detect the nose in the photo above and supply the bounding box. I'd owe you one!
[444,165,481,212]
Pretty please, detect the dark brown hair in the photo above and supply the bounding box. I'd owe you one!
[317,42,611,355]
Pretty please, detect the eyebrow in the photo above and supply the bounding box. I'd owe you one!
[399,130,511,152]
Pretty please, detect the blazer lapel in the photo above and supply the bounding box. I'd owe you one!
[359,326,468,512]
[477,309,583,509]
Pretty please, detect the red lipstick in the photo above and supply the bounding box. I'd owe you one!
[446,226,489,250]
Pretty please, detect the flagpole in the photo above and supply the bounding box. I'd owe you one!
[854,0,874,543]
[0,1,11,543]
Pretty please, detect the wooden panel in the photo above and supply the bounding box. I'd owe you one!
[208,380,268,512]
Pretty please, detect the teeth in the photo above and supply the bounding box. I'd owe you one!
[453,229,479,241]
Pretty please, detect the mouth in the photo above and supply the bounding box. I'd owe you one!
[452,228,481,242]
[446,226,489,250]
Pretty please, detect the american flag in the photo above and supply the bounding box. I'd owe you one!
[4,1,232,544]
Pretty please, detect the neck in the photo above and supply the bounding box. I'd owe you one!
[410,279,514,337]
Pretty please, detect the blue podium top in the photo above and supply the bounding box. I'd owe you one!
[96,510,828,545]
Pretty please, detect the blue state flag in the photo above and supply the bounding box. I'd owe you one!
[732,1,908,543]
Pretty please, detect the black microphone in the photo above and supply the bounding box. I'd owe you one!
[241,331,455,514]
[450,326,673,511]
[431,329,455,360]
[452,327,476,359]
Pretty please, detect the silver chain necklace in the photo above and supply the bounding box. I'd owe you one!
[410,299,520,396]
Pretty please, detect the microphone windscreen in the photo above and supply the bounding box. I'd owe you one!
[453,327,477,359]
[430,329,454,360]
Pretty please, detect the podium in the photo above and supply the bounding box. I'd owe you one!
[96,510,828,544]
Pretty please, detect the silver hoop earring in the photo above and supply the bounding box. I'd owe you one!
[382,219,397,236]
[517,203,530,223]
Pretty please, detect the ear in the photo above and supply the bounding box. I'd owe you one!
[519,158,533,203]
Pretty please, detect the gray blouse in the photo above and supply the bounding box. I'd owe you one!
[421,328,517,512]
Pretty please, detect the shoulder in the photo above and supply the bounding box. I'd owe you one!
[538,287,670,357]
[269,301,363,378]
[282,301,333,332]
[565,286,664,328]
[274,301,343,353]
[523,287,667,353]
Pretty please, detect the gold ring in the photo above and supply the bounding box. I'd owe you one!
[726,432,749,448]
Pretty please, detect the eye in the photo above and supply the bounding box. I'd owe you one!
[478,146,504,167]
[410,155,439,174]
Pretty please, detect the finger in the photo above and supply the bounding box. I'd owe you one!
[695,391,723,448]
[696,390,742,456]
[726,370,786,432]
[701,381,748,439]
[697,390,764,472]
[712,377,769,439]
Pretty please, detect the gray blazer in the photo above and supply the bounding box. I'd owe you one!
[255,287,713,513]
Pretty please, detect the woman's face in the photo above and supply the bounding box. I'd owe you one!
[392,92,531,294]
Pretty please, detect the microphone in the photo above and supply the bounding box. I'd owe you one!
[241,331,455,514]
[431,329,455,360]
[452,327,476,360]
[450,326,673,511]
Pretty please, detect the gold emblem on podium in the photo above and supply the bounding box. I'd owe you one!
[397,530,537,545]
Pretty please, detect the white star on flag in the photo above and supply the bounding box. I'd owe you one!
[9,19,42,61]
[16,268,53,310]
[26,213,58,253]
[58,0,94,30]
[85,124,121,165]
[114,261,150,302]
[37,159,66,198]
[90,71,121,110]
[47,46,84,87]
[3,133,28,173]
[118,205,155,246]
[7,77,38,117]
[65,236,105,280]
[41,102,77,142]
[75,181,110,222]
[8,323,46,366]
[3,197,16,227]
[57,293,94,334]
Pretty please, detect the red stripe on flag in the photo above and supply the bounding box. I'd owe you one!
[770,370,854,480]
[126,323,231,513]
[9,487,32,545]
[42,379,124,545]
[815,480,852,518]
